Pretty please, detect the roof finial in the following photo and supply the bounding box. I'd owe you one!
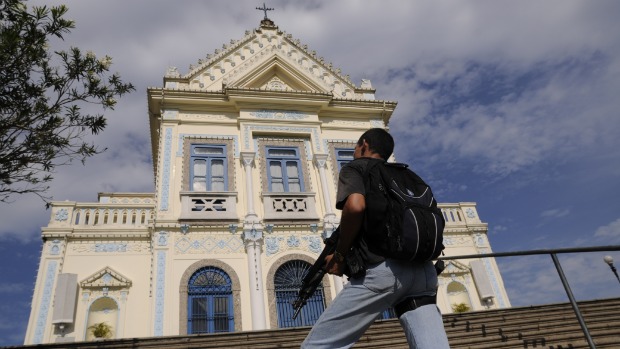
[256,2,274,20]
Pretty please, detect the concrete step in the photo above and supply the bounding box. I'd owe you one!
[5,297,619,349]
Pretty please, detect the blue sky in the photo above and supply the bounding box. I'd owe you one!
[1,0,620,346]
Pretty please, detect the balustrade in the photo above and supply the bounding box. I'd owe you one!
[262,192,319,221]
[180,191,238,221]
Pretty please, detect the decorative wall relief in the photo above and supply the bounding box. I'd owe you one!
[49,240,62,255]
[177,134,239,158]
[33,261,58,344]
[157,231,169,247]
[265,236,284,256]
[265,234,324,258]
[478,248,508,308]
[474,233,487,247]
[466,208,477,218]
[175,234,244,254]
[303,236,322,254]
[95,243,128,253]
[159,127,173,211]
[443,236,473,246]
[154,251,166,336]
[70,242,149,254]
[54,208,68,222]
[244,125,321,153]
[249,110,309,120]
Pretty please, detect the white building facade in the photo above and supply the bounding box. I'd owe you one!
[24,18,510,344]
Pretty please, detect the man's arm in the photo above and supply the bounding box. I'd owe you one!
[325,193,365,276]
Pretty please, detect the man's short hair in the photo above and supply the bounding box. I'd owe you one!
[357,128,394,160]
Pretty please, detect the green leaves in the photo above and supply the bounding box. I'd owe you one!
[0,0,135,204]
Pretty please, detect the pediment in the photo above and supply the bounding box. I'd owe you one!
[168,21,360,98]
[229,55,328,92]
[443,260,470,275]
[80,267,132,288]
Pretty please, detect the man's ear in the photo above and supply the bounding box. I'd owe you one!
[360,139,370,156]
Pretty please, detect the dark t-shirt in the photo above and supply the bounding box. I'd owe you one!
[336,157,385,264]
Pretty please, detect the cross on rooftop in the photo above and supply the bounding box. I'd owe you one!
[256,2,274,20]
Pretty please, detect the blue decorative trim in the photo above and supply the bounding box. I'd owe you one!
[33,261,58,344]
[287,236,300,248]
[303,236,322,254]
[466,208,476,218]
[154,251,166,335]
[175,236,243,254]
[265,237,283,256]
[243,125,321,151]
[250,110,309,120]
[323,139,357,154]
[95,243,127,252]
[54,208,68,221]
[180,224,190,235]
[159,128,173,211]
[177,134,239,158]
[480,249,508,308]
[370,119,384,128]
[304,139,313,160]
[157,231,168,246]
[49,240,61,255]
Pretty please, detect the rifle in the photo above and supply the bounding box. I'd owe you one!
[291,227,340,320]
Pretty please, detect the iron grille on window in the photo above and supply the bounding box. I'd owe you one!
[188,267,234,334]
[275,260,325,328]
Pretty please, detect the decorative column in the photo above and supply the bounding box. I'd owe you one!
[313,154,343,293]
[31,248,61,344]
[240,152,258,219]
[312,154,338,231]
[153,231,169,336]
[240,151,267,329]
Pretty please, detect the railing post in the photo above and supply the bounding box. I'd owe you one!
[550,253,597,349]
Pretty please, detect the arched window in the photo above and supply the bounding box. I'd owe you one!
[187,267,234,334]
[275,260,325,328]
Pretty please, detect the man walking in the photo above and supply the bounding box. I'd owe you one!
[302,128,451,349]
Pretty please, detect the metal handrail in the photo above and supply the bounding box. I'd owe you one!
[438,245,620,349]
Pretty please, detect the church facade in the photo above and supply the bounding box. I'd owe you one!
[24,18,510,344]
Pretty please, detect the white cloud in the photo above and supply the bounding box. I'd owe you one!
[498,251,620,306]
[491,225,508,235]
[594,218,620,243]
[541,209,571,219]
[0,283,28,294]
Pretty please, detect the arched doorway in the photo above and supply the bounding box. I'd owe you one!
[187,267,234,334]
[274,260,325,328]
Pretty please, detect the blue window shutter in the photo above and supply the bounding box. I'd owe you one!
[190,145,228,191]
[335,148,355,171]
[266,146,304,192]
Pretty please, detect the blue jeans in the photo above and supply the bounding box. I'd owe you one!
[301,259,450,349]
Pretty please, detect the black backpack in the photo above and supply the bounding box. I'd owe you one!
[362,159,445,262]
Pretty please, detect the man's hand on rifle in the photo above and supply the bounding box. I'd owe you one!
[324,253,345,276]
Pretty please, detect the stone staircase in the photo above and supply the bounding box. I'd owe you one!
[9,298,620,349]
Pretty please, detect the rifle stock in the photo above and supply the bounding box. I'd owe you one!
[291,227,340,320]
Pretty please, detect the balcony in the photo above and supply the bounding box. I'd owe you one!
[46,194,155,230]
[180,191,238,221]
[262,192,319,221]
